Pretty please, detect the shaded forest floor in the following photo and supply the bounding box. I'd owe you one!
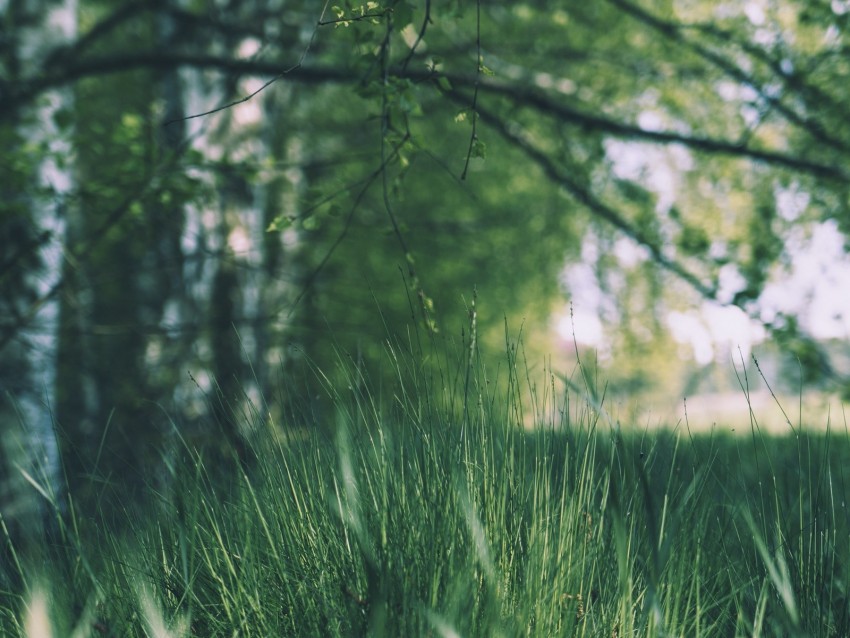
[2,346,849,637]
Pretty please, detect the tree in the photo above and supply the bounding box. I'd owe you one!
[2,0,850,514]
[1,0,73,546]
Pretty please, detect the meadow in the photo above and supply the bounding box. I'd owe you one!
[2,338,849,637]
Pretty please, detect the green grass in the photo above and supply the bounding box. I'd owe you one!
[2,337,849,637]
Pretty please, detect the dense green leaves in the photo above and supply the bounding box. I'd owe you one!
[3,0,850,512]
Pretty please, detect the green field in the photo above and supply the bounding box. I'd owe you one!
[2,343,849,637]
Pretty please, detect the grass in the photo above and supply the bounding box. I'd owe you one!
[2,334,849,637]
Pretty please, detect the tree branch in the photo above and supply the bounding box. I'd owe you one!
[460,95,719,303]
[606,0,850,155]
[7,50,845,182]
[466,79,849,181]
[465,93,847,387]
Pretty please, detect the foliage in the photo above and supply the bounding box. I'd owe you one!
[3,0,850,516]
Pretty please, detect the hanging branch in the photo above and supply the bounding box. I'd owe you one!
[164,0,332,125]
[285,134,410,317]
[378,8,437,332]
[400,0,433,72]
[460,0,483,181]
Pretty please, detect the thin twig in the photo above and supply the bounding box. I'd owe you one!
[460,0,482,180]
[400,0,432,72]
[164,0,331,125]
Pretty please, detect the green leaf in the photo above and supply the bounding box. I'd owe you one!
[53,108,74,130]
[266,215,294,232]
[677,226,710,255]
[393,2,414,27]
[302,215,321,231]
[471,138,486,159]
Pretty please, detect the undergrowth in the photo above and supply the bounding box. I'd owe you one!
[1,332,849,637]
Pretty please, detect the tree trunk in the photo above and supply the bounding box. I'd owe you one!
[0,0,76,553]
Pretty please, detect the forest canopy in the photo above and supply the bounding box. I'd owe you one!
[2,0,850,507]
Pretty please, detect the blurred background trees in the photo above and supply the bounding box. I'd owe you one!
[2,0,850,517]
